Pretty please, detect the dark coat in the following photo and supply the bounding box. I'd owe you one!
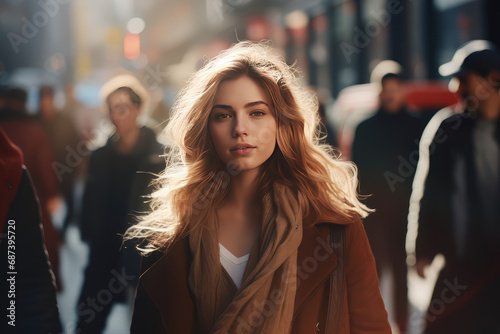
[80,126,163,245]
[130,216,392,334]
[79,125,163,279]
[417,113,500,333]
[0,129,62,333]
[352,108,424,245]
[77,126,164,332]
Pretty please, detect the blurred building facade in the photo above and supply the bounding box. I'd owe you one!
[1,0,499,104]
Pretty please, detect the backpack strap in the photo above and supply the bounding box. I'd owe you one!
[324,224,346,334]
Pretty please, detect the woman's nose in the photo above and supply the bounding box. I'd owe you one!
[232,116,248,137]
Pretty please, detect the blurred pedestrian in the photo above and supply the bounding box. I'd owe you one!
[0,128,63,334]
[416,40,500,334]
[0,87,63,291]
[352,68,424,333]
[76,75,163,334]
[37,85,83,234]
[126,41,391,334]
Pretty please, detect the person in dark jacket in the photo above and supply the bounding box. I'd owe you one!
[352,71,424,333]
[416,41,500,334]
[0,128,62,334]
[76,78,163,334]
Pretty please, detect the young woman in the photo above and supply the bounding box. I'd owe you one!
[126,41,391,334]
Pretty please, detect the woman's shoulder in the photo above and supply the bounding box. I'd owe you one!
[305,213,364,253]
[138,235,191,276]
[306,211,361,232]
[140,249,166,271]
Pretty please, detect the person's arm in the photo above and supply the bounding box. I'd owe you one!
[345,219,392,334]
[0,167,62,333]
[415,122,450,274]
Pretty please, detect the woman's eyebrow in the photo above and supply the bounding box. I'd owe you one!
[244,101,269,108]
[211,104,233,111]
[211,101,269,111]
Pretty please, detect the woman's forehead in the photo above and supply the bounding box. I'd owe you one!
[214,76,272,107]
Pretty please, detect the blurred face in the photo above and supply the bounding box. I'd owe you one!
[107,90,140,136]
[39,94,56,117]
[209,76,277,172]
[458,72,500,119]
[380,78,405,113]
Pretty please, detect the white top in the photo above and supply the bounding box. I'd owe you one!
[219,243,250,289]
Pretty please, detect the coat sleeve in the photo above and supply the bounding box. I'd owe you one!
[130,255,166,334]
[416,120,451,261]
[345,219,392,334]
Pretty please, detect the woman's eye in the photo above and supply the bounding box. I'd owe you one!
[215,113,231,119]
[251,110,265,117]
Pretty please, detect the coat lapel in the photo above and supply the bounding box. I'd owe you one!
[140,237,196,334]
[293,222,339,317]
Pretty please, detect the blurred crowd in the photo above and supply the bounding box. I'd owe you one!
[0,74,164,333]
[1,38,500,334]
[352,40,500,333]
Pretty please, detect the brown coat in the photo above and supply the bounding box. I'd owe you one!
[131,216,392,334]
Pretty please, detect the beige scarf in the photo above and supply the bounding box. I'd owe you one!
[188,182,303,334]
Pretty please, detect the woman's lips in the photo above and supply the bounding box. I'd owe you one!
[230,147,255,155]
[230,143,256,155]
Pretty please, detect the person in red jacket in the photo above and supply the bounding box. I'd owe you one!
[0,128,62,333]
[125,41,391,334]
[0,87,63,291]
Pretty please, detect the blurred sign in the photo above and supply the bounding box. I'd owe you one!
[246,17,271,41]
[124,33,140,60]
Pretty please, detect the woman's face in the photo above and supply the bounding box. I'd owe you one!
[209,76,277,172]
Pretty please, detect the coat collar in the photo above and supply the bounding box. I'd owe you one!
[139,218,352,333]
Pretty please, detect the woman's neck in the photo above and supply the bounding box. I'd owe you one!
[225,168,260,210]
[217,168,261,257]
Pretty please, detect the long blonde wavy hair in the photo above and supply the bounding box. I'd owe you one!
[125,41,370,254]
